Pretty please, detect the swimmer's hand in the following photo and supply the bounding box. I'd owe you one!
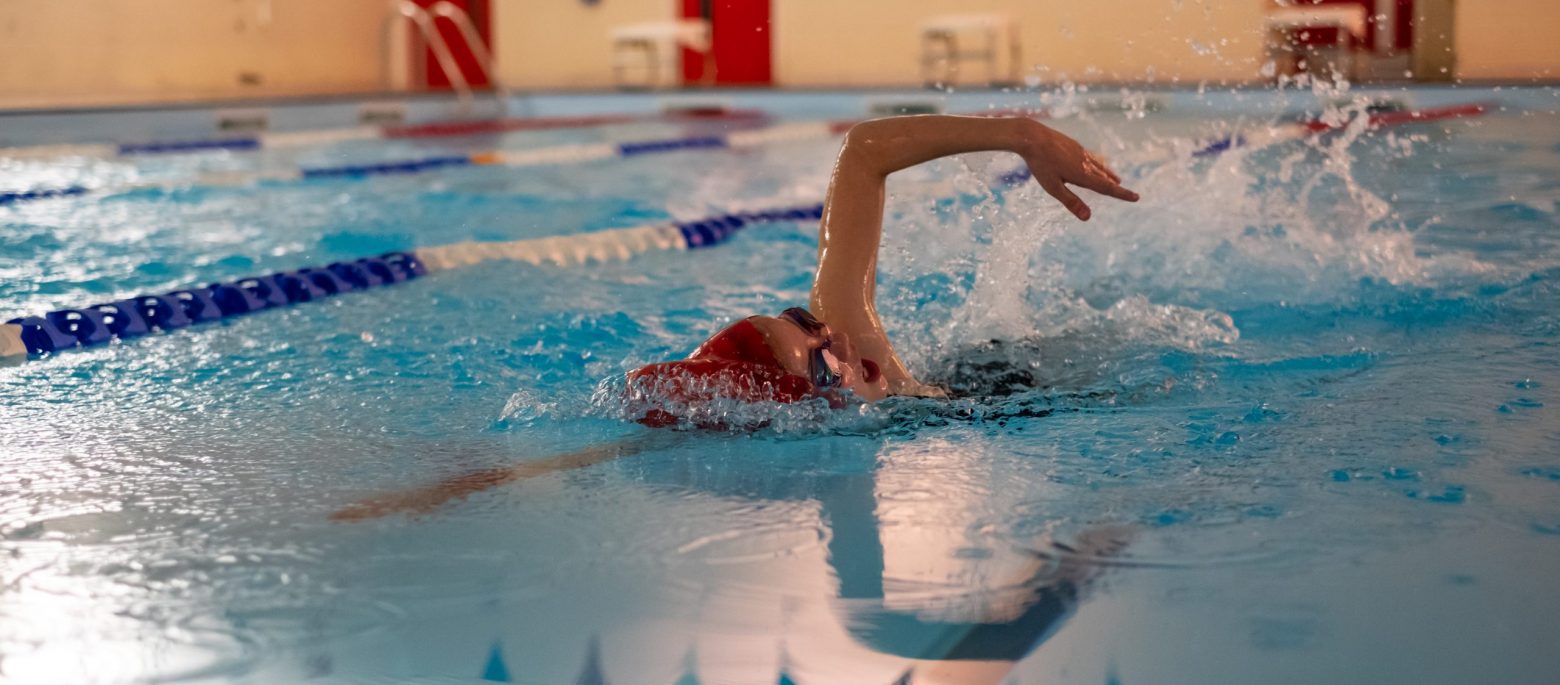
[1017,120,1139,221]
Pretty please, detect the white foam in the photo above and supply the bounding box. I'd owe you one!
[870,93,1493,374]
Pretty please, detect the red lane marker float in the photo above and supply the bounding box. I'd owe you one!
[1301,102,1491,133]
[385,109,771,139]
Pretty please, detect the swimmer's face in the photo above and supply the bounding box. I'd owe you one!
[748,308,889,402]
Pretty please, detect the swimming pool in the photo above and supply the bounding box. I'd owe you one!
[3,86,1558,684]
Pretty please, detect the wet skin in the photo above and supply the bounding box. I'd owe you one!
[808,115,1137,399]
[746,313,890,401]
[335,115,1140,518]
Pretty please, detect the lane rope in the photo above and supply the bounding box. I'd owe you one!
[0,185,90,206]
[0,102,1490,209]
[0,120,853,203]
[0,110,770,161]
[1,102,1493,361]
[0,110,1040,205]
[4,252,428,359]
[1,204,825,360]
[300,121,850,179]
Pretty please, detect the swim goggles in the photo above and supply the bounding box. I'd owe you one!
[779,307,844,389]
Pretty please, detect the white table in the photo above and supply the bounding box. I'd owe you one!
[609,19,712,89]
[919,14,1021,87]
[1264,4,1369,78]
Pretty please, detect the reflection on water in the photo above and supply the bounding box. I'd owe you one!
[822,439,1133,678]
[3,89,1560,683]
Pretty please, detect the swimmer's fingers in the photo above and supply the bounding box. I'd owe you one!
[1028,143,1137,220]
[1036,175,1093,221]
[1087,152,1124,185]
[1077,173,1140,203]
[1072,155,1139,203]
[1038,171,1137,221]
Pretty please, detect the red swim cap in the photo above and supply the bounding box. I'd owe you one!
[627,319,813,428]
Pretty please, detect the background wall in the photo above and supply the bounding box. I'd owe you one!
[772,0,1266,87]
[1,0,1557,110]
[488,0,1264,89]
[0,0,388,109]
[492,0,670,89]
[1454,0,1560,80]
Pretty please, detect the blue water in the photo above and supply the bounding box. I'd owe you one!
[2,89,1559,684]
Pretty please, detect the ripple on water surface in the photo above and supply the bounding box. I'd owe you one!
[3,94,1560,683]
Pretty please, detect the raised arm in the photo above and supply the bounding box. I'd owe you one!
[810,115,1138,396]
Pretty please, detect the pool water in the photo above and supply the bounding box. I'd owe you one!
[3,88,1559,684]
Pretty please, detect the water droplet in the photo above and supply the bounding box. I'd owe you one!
[1382,466,1419,481]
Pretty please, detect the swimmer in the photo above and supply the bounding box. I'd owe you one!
[333,114,1137,521]
[628,114,1137,427]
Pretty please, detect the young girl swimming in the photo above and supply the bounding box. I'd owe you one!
[333,114,1137,521]
[626,114,1138,427]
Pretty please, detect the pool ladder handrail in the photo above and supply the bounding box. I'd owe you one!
[384,0,509,115]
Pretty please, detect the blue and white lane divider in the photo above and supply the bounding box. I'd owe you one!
[301,121,843,179]
[1,104,1490,208]
[0,111,775,161]
[0,121,853,206]
[0,128,384,161]
[0,185,91,206]
[1,204,825,361]
[2,252,427,359]
[0,103,1497,358]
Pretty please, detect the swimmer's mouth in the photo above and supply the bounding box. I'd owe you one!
[860,358,882,384]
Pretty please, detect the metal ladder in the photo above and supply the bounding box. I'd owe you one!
[384,0,508,114]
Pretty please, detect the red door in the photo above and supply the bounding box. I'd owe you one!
[1394,0,1414,53]
[1289,0,1414,54]
[412,0,492,90]
[680,0,773,86]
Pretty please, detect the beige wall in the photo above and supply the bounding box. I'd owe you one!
[489,0,1267,88]
[492,0,1560,89]
[0,0,389,108]
[493,0,671,89]
[774,0,1267,86]
[1454,0,1560,80]
[2,0,1558,109]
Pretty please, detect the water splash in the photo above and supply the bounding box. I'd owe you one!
[866,92,1498,387]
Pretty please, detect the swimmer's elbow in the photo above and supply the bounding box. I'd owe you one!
[838,123,895,177]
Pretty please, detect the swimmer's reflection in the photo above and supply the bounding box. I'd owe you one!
[333,436,1129,681]
[818,470,1131,683]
